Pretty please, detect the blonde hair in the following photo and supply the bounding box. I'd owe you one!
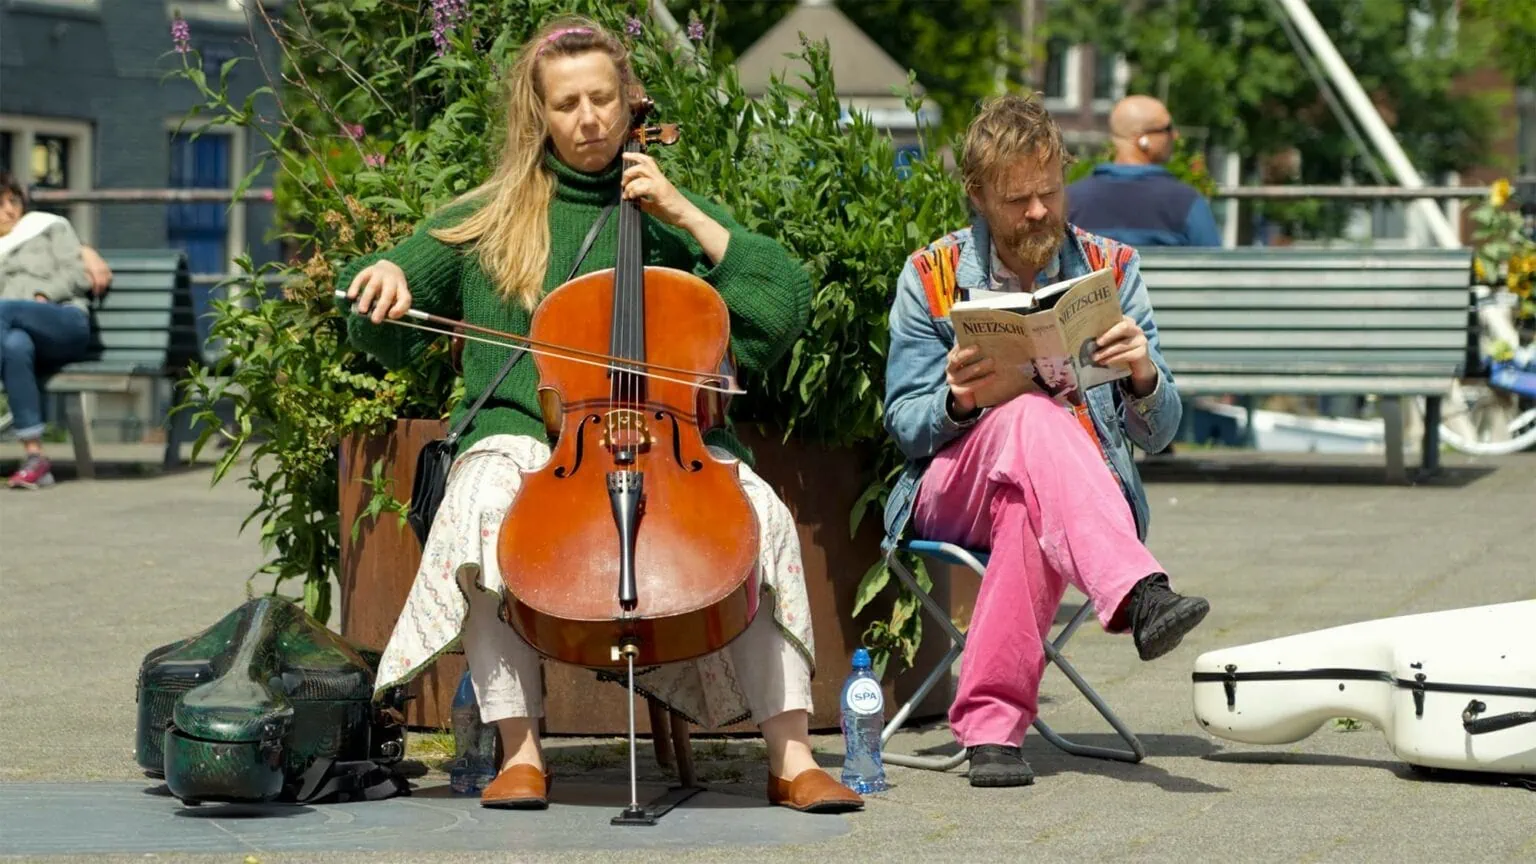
[959,93,1070,195]
[430,16,637,310]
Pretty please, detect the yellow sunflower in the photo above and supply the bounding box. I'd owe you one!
[1490,178,1512,208]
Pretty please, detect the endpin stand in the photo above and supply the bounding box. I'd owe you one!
[610,637,704,826]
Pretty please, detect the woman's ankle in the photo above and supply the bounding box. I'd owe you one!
[493,716,544,772]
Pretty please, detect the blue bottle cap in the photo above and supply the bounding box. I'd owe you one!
[851,647,871,669]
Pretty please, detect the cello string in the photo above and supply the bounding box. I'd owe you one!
[615,149,632,465]
[374,317,744,395]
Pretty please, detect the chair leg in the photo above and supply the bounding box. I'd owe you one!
[1420,396,1442,476]
[669,709,698,789]
[65,392,95,481]
[879,548,970,772]
[1030,602,1146,763]
[163,373,187,470]
[1381,396,1407,484]
[647,698,674,771]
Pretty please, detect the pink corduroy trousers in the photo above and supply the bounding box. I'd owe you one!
[912,392,1164,747]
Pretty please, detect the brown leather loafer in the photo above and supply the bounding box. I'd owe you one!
[767,768,864,813]
[480,763,551,809]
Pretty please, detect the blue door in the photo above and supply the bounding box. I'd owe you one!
[167,132,230,348]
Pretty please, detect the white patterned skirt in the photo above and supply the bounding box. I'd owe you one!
[372,433,817,729]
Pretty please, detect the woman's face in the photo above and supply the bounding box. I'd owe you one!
[0,192,22,236]
[540,50,627,173]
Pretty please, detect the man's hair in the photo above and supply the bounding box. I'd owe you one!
[960,93,1070,194]
[0,172,26,210]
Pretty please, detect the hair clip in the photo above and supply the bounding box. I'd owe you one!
[539,26,592,51]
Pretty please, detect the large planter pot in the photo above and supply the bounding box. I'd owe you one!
[338,420,967,735]
[338,418,461,730]
[538,426,966,734]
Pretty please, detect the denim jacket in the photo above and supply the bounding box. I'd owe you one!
[880,216,1183,553]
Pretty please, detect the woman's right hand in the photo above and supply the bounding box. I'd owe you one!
[345,260,412,324]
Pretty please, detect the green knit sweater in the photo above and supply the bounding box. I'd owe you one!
[335,151,812,465]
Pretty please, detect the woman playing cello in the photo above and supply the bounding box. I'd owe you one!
[338,16,861,814]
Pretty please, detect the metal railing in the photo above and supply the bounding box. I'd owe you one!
[29,184,1501,205]
[24,182,1516,285]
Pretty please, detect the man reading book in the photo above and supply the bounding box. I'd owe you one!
[880,94,1211,788]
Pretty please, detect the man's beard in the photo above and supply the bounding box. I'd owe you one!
[996,213,1065,273]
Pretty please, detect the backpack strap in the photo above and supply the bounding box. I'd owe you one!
[292,755,410,804]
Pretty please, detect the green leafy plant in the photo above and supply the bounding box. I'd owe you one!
[168,0,970,675]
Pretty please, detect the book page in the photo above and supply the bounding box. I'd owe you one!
[1050,268,1130,392]
[949,304,1046,407]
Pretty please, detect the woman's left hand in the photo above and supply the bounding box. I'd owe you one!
[621,153,700,229]
[621,152,731,264]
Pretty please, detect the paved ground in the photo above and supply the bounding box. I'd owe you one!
[1,443,1533,863]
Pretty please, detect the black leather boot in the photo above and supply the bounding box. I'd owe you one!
[1127,573,1210,661]
[966,744,1035,788]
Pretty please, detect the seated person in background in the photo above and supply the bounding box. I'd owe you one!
[0,172,108,489]
[881,94,1210,788]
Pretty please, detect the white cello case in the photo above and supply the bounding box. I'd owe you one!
[1191,600,1536,776]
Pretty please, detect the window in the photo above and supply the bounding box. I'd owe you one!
[166,123,246,351]
[0,115,94,243]
[166,129,238,275]
[1041,39,1081,111]
[1091,47,1128,110]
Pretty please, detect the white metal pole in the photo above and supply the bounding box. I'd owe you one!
[1272,0,1462,249]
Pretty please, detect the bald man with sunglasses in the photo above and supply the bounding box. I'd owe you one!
[1066,95,1222,249]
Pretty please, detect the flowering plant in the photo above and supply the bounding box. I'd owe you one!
[1469,178,1536,361]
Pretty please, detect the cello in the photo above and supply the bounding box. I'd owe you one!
[495,99,760,671]
[497,100,761,823]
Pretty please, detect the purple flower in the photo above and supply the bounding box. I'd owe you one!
[364,153,386,168]
[625,16,643,37]
[686,17,704,42]
[343,123,365,141]
[431,0,469,56]
[170,16,191,54]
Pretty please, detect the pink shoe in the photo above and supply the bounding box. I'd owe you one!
[8,455,55,489]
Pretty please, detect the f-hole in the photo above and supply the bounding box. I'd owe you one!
[656,410,703,472]
[553,413,601,478]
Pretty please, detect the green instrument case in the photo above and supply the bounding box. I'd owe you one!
[135,596,410,805]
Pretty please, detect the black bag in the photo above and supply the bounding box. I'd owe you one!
[406,202,616,545]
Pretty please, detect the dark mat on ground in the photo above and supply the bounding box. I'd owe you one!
[0,780,850,856]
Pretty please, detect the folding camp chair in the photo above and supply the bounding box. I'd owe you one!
[879,538,1146,770]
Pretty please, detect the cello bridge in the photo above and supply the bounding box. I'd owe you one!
[602,409,651,457]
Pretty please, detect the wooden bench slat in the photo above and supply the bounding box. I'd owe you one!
[1162,347,1464,365]
[1151,289,1469,309]
[1173,374,1456,396]
[1156,309,1467,329]
[1142,270,1469,290]
[1159,329,1468,350]
[1138,250,1473,270]
[95,310,181,329]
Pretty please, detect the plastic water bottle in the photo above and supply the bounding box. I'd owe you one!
[839,647,890,793]
[448,669,497,795]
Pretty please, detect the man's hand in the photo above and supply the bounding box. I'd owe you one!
[1093,315,1158,396]
[946,344,995,417]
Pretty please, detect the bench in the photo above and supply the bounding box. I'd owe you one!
[41,249,203,479]
[1137,247,1474,483]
